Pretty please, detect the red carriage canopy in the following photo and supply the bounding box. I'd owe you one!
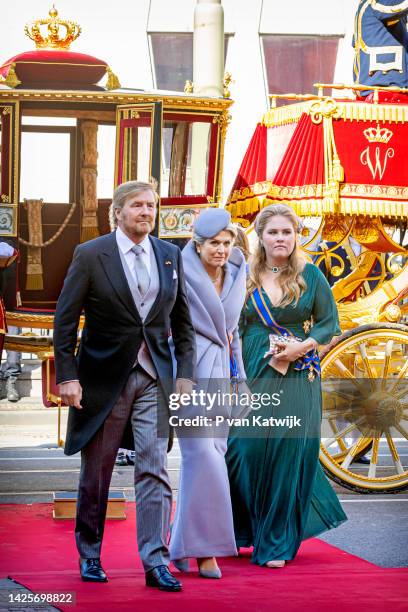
[226,96,408,231]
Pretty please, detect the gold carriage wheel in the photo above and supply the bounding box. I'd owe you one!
[319,323,408,493]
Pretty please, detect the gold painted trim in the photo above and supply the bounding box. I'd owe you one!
[262,102,308,127]
[0,105,14,211]
[341,183,408,200]
[160,204,212,210]
[2,101,21,237]
[8,106,13,205]
[228,180,272,204]
[115,103,157,187]
[162,109,227,118]
[267,184,325,200]
[228,191,408,222]
[263,100,408,127]
[266,183,408,201]
[13,102,19,235]
[2,60,107,68]
[0,88,233,113]
[214,118,222,203]
[5,311,85,330]
[274,197,408,219]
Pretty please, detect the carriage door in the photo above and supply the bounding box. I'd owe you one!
[0,102,19,238]
[115,103,163,202]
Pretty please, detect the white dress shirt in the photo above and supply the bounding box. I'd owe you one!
[116,227,151,280]
[60,229,153,385]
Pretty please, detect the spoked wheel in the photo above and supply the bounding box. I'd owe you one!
[319,323,408,493]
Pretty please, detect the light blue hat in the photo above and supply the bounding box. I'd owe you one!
[194,208,231,239]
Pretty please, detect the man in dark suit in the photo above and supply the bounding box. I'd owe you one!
[53,180,195,592]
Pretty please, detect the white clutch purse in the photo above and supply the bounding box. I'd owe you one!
[264,334,302,375]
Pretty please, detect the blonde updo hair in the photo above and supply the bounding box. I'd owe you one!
[248,204,307,307]
[192,222,237,252]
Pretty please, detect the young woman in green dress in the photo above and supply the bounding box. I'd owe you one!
[226,204,347,568]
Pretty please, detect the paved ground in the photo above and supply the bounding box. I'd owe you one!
[0,579,57,611]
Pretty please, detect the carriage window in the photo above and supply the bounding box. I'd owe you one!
[150,33,231,91]
[261,35,340,105]
[161,120,210,197]
[21,116,76,126]
[97,124,116,199]
[119,124,152,185]
[20,128,73,203]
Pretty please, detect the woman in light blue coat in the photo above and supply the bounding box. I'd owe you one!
[169,209,247,579]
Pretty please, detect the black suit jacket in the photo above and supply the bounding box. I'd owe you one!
[53,231,195,456]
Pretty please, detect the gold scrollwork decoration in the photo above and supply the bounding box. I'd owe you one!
[212,111,231,135]
[322,214,353,243]
[315,245,346,277]
[2,106,12,115]
[353,251,386,286]
[1,195,10,203]
[309,98,341,125]
[352,216,381,243]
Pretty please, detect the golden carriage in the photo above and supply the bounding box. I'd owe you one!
[227,84,408,492]
[0,7,231,443]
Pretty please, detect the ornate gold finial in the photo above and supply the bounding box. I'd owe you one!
[184,80,194,93]
[223,72,232,98]
[0,64,21,88]
[24,6,81,50]
[105,67,121,90]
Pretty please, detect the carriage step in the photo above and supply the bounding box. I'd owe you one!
[53,490,127,520]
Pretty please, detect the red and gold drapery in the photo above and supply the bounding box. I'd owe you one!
[227,99,408,227]
[226,123,268,226]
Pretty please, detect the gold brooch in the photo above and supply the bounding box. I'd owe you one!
[308,365,315,382]
[303,317,313,334]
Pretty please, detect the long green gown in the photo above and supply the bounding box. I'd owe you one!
[226,263,347,565]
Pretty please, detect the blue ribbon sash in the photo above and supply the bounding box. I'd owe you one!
[250,288,320,380]
[227,332,239,380]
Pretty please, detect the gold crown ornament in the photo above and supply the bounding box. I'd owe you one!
[24,6,81,50]
[363,124,393,144]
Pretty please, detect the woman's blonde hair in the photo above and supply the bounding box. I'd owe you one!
[248,204,307,307]
[234,225,251,261]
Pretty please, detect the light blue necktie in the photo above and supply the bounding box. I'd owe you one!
[131,244,150,296]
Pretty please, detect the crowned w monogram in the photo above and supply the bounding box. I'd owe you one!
[360,124,395,180]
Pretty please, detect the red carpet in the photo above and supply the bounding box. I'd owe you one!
[1,503,407,611]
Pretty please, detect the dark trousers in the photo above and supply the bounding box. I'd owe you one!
[75,367,172,571]
[1,326,21,378]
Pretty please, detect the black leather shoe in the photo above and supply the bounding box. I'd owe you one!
[79,558,108,582]
[145,565,182,591]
